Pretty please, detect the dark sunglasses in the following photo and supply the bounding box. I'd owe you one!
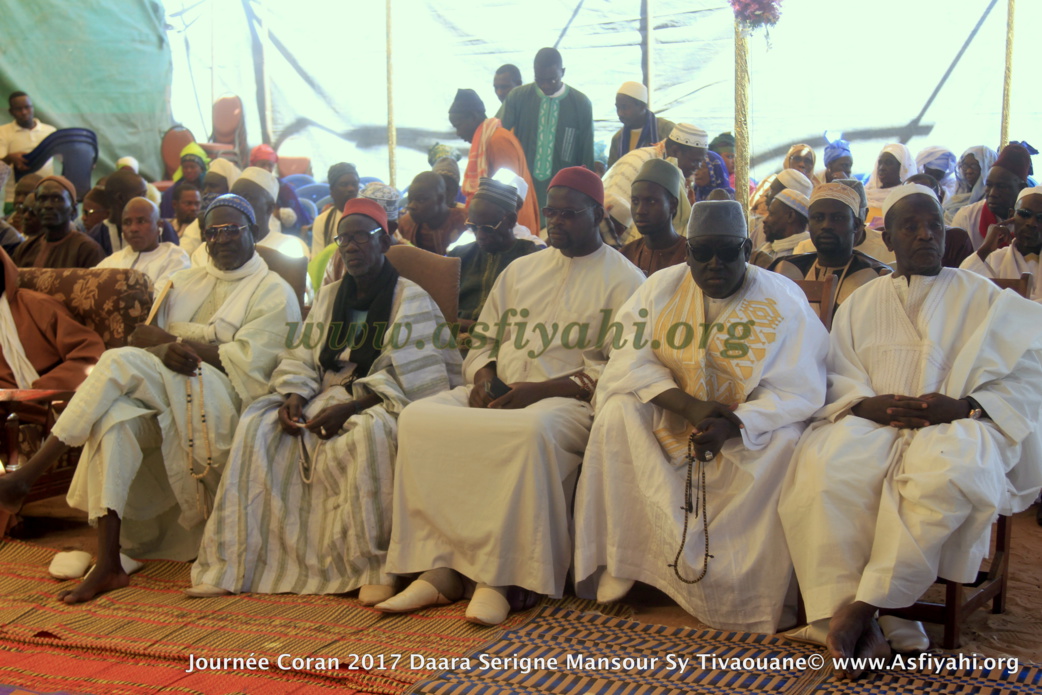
[687,241,747,263]
[1015,208,1042,224]
[204,224,248,242]
[464,221,503,235]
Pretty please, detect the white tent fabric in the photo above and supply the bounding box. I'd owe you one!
[164,0,1040,187]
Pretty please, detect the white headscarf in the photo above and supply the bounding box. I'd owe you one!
[942,146,999,223]
[865,143,917,209]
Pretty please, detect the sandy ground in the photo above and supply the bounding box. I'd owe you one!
[13,498,1042,663]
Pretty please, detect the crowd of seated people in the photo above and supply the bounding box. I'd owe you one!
[1,46,1041,683]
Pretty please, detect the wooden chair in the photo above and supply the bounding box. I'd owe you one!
[386,244,460,326]
[991,271,1033,298]
[880,273,1031,648]
[256,245,308,315]
[792,275,838,331]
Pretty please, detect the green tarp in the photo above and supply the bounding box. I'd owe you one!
[0,0,173,183]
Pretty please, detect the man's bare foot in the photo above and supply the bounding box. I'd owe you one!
[58,564,130,604]
[826,601,891,680]
[0,475,30,514]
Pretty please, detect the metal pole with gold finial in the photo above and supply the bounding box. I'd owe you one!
[734,21,751,216]
[999,0,1015,148]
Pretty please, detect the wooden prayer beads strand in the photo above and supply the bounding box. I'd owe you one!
[668,433,712,584]
[185,368,215,518]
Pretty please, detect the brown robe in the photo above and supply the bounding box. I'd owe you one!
[11,230,105,269]
[397,206,468,255]
[0,247,105,423]
[620,234,688,277]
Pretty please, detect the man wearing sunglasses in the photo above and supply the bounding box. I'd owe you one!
[0,193,301,604]
[574,199,828,635]
[961,186,1042,301]
[781,184,1042,676]
[448,177,539,332]
[379,167,644,626]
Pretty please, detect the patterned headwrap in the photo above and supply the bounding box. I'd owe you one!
[824,139,852,166]
[693,151,736,202]
[427,143,459,167]
[810,182,862,220]
[204,193,256,227]
[784,144,816,170]
[915,147,957,178]
[360,182,402,221]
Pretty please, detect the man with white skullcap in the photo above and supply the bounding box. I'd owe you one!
[751,188,810,267]
[602,122,708,246]
[780,184,1042,676]
[191,166,310,265]
[574,199,829,634]
[771,182,891,317]
[748,168,813,250]
[607,81,675,168]
[960,185,1042,301]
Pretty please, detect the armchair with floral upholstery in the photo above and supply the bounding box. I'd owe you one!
[1,267,152,532]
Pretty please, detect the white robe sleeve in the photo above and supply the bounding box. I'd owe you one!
[958,249,996,277]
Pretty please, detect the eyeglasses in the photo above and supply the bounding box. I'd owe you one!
[334,228,383,247]
[1016,208,1042,223]
[464,221,503,235]
[204,224,249,242]
[687,241,747,263]
[541,206,593,221]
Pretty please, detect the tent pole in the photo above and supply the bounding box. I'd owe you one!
[999,0,1014,147]
[734,22,750,215]
[643,0,652,106]
[260,1,274,144]
[386,0,397,188]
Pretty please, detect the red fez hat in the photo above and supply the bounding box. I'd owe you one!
[548,166,604,207]
[342,197,389,233]
[250,144,278,165]
[994,144,1031,182]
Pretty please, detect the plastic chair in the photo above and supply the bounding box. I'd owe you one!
[161,125,195,179]
[278,156,312,177]
[298,198,317,220]
[295,183,330,204]
[14,128,98,200]
[316,196,333,213]
[283,174,316,190]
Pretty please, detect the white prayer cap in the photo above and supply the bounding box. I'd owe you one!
[776,169,813,198]
[617,81,648,104]
[116,156,139,173]
[687,200,747,239]
[1016,186,1042,205]
[881,183,940,222]
[208,158,241,188]
[604,192,632,227]
[238,166,279,201]
[774,189,809,218]
[668,123,709,149]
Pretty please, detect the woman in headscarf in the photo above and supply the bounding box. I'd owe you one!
[161,144,210,219]
[692,151,735,202]
[188,198,462,601]
[941,146,998,225]
[863,143,916,228]
[783,143,820,186]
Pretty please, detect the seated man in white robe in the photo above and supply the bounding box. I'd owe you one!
[96,197,190,288]
[959,186,1042,301]
[0,194,300,604]
[573,200,829,633]
[751,189,810,268]
[779,184,1042,678]
[187,199,461,601]
[376,167,645,625]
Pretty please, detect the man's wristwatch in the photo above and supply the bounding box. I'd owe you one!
[964,396,984,420]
